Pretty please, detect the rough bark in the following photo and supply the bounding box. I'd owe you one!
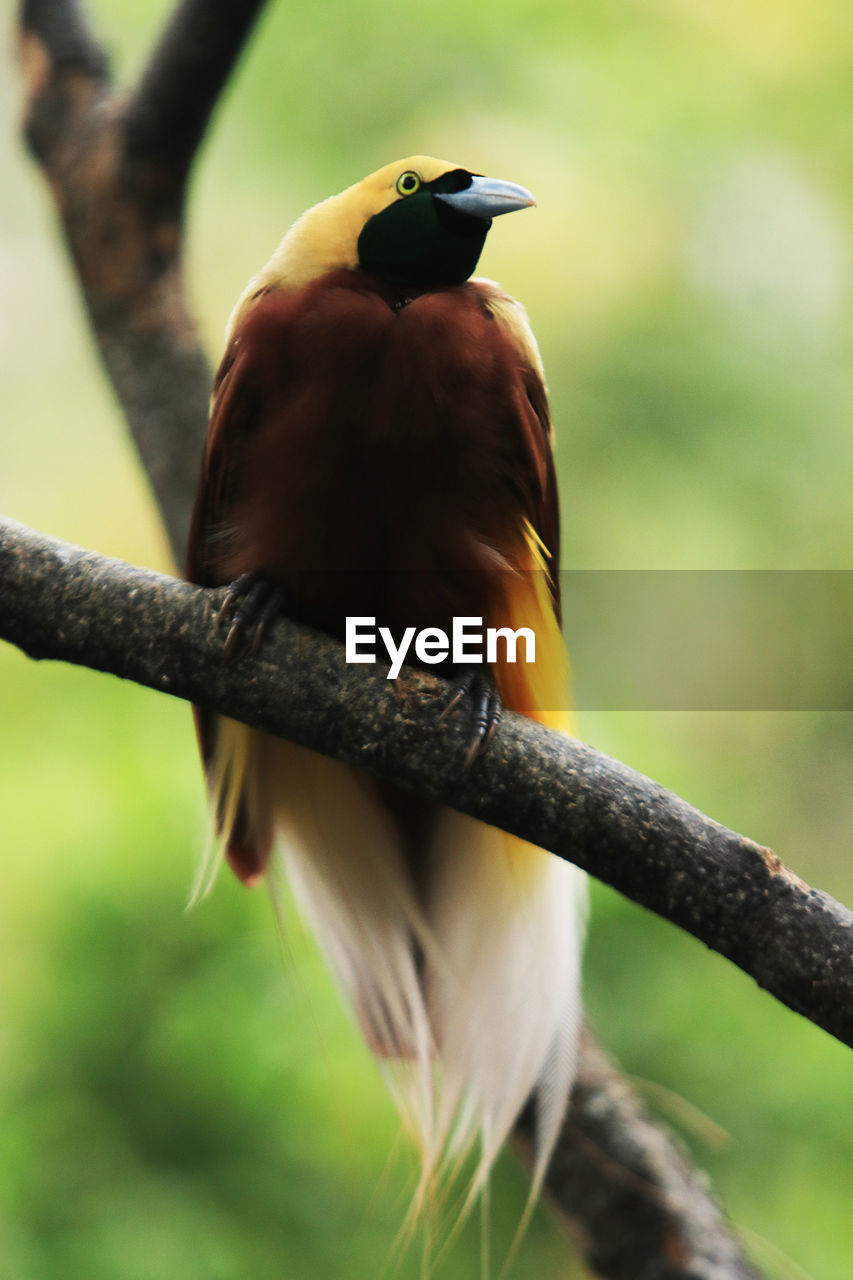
[3,514,850,1066]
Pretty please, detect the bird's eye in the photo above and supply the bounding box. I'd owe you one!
[396,171,422,196]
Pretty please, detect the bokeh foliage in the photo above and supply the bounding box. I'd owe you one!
[2,0,852,1275]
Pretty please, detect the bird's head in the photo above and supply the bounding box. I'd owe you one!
[262,156,536,293]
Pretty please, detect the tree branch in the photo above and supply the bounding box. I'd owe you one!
[3,512,850,1060]
[124,0,269,184]
[516,1031,761,1279]
[20,0,108,80]
[18,0,224,561]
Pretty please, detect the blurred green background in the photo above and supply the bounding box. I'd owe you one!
[2,0,853,1276]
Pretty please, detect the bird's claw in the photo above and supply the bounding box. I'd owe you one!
[217,573,285,659]
[440,670,502,766]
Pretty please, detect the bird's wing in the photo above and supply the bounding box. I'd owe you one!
[186,335,253,590]
[476,280,562,617]
[186,328,269,876]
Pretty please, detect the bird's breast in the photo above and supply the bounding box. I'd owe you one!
[217,271,531,637]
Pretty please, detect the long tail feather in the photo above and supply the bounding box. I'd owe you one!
[202,523,587,1232]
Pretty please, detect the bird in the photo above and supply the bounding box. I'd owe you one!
[186,155,587,1223]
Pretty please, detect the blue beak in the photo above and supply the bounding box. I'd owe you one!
[433,175,537,221]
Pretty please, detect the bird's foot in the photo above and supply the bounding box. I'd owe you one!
[440,667,503,766]
[217,573,286,659]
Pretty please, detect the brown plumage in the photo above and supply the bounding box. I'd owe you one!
[187,156,586,1216]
